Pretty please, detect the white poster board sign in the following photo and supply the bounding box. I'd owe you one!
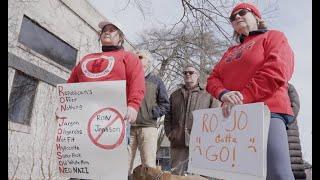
[55,81,128,180]
[188,103,270,180]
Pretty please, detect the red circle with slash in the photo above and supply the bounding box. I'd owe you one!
[87,107,125,149]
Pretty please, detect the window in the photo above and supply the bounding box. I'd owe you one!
[8,70,38,125]
[18,15,77,70]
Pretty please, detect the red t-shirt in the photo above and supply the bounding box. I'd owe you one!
[67,49,145,111]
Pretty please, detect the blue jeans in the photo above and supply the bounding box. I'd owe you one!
[267,117,295,180]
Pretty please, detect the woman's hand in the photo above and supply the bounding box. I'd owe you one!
[221,91,243,105]
[222,102,234,118]
[125,106,138,123]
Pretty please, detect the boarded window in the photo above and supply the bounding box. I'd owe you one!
[8,70,38,125]
[18,15,77,70]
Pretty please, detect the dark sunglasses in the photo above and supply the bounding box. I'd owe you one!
[183,71,195,76]
[229,9,250,22]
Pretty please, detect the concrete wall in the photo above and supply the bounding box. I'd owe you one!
[8,0,108,179]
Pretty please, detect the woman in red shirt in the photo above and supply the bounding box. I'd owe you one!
[67,20,145,123]
[206,3,295,180]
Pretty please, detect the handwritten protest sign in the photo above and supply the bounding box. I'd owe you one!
[55,81,128,180]
[188,103,270,180]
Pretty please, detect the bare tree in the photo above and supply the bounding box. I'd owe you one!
[131,0,278,39]
[136,20,228,93]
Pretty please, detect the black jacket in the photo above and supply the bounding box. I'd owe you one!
[288,83,300,121]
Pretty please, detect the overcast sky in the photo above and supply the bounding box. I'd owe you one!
[88,0,312,164]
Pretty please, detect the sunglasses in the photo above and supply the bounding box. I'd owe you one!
[229,9,250,22]
[183,71,196,76]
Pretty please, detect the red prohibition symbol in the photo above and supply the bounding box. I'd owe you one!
[87,107,125,149]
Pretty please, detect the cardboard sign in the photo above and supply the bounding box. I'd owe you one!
[188,103,270,180]
[55,81,128,180]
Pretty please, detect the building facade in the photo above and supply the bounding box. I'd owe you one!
[8,0,132,179]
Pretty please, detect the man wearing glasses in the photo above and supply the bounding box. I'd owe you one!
[164,64,220,175]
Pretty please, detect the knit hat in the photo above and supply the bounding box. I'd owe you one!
[231,2,262,19]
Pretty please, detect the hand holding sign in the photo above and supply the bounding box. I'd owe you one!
[125,106,138,123]
[220,91,243,105]
[222,102,234,117]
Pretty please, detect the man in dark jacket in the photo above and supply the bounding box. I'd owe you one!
[128,50,170,175]
[164,64,221,175]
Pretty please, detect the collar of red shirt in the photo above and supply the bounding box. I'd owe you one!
[239,29,268,43]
